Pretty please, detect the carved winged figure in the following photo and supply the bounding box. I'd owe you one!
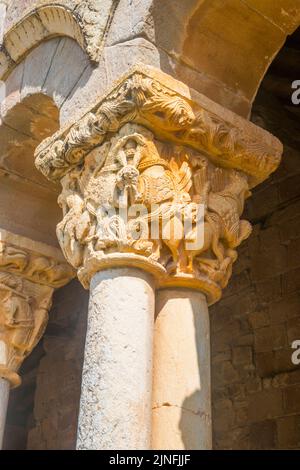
[181,156,251,283]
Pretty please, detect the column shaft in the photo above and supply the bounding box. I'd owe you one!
[152,289,212,450]
[77,267,155,450]
[0,378,9,449]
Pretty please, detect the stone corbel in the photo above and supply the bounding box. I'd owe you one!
[0,229,75,388]
[34,64,282,305]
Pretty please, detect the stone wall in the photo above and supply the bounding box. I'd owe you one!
[210,89,300,449]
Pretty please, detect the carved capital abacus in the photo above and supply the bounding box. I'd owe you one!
[35,65,282,305]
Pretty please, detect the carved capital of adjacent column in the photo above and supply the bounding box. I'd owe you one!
[0,229,75,387]
[35,65,282,305]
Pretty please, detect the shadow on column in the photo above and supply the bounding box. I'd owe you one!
[154,290,211,450]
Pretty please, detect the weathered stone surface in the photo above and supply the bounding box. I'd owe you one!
[211,81,300,449]
[34,66,281,320]
[0,229,74,449]
[2,0,117,73]
[43,38,90,108]
[2,0,299,452]
[35,65,282,187]
[27,280,88,450]
[21,39,61,101]
[277,415,300,449]
[77,268,155,450]
[0,229,74,387]
[243,0,300,34]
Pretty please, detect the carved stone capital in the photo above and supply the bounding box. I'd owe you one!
[0,230,75,387]
[35,65,282,304]
[0,273,53,388]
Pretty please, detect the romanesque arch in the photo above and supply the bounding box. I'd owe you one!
[0,1,118,79]
[3,0,300,120]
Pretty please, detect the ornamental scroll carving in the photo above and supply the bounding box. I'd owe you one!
[35,66,282,304]
[35,66,282,187]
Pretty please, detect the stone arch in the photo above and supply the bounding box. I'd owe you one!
[0,1,117,80]
[1,0,300,451]
[0,32,95,247]
[0,31,91,445]
[2,1,300,120]
[0,89,87,451]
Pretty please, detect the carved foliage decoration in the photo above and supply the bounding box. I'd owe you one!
[35,67,282,188]
[74,0,119,60]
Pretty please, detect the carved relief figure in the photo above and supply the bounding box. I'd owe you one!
[57,172,93,268]
[0,273,51,385]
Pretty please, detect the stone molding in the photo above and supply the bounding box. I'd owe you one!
[0,0,117,79]
[34,65,282,304]
[0,229,75,387]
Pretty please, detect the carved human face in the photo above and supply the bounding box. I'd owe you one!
[116,165,139,188]
[124,139,138,165]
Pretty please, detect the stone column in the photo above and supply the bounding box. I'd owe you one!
[152,289,211,450]
[77,268,154,450]
[0,229,74,447]
[35,65,282,450]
